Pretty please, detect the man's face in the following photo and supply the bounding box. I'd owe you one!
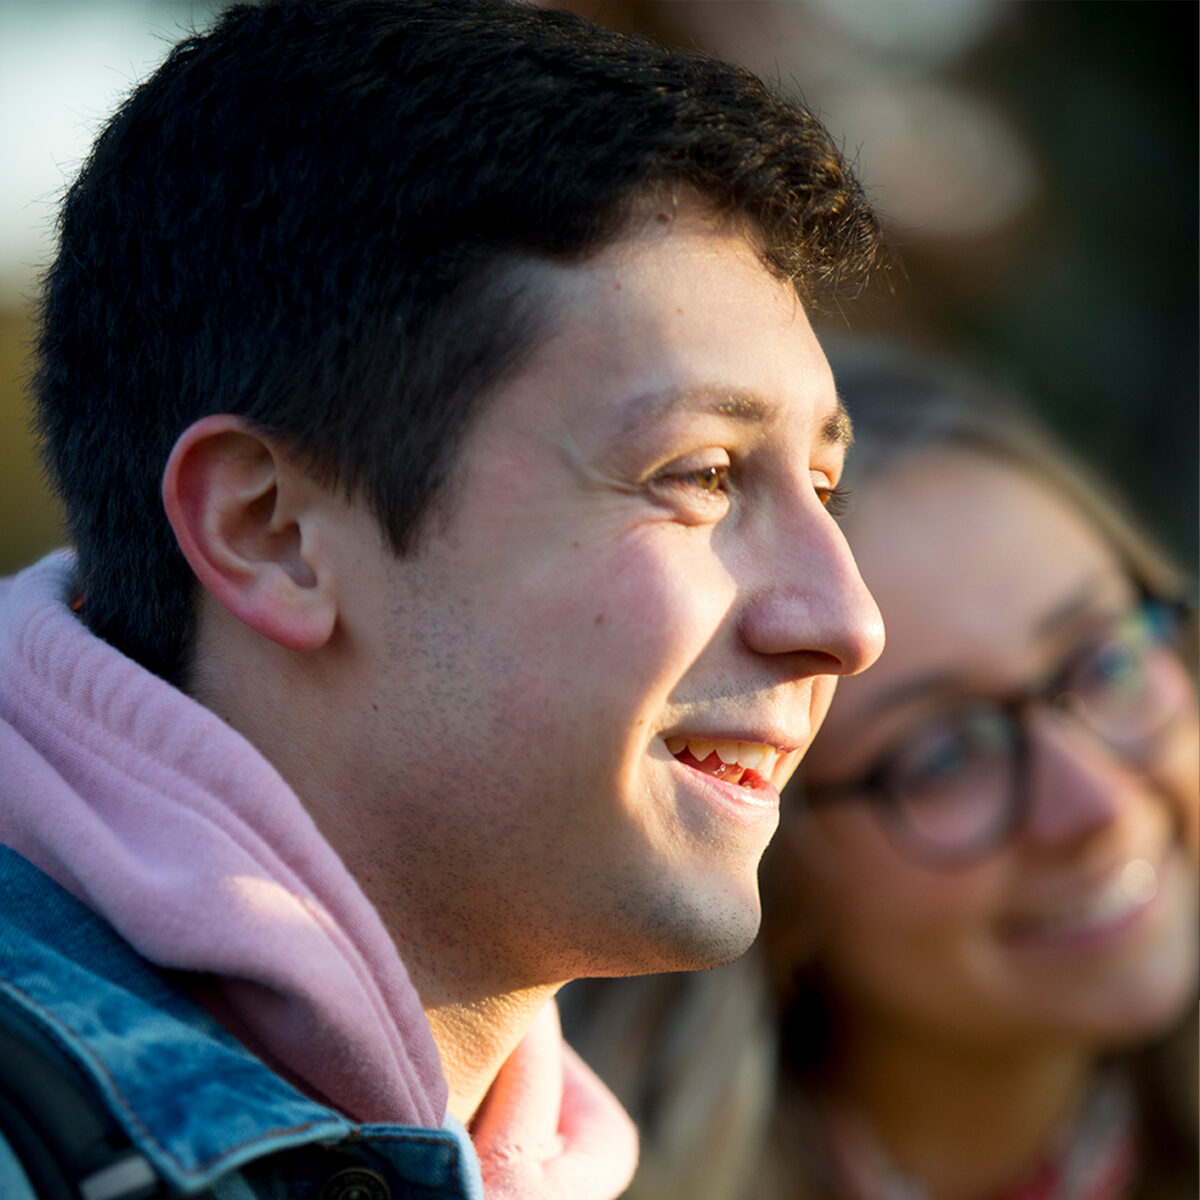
[323,205,884,989]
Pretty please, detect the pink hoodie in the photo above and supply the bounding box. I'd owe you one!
[0,552,637,1199]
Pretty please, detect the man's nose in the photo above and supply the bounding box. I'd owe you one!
[736,505,885,678]
[1019,711,1130,848]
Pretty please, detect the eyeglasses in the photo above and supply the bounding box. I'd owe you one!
[803,596,1195,867]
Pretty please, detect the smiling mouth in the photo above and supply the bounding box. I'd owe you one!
[1001,857,1163,946]
[665,736,782,789]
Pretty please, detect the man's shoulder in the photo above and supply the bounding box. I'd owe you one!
[0,847,483,1199]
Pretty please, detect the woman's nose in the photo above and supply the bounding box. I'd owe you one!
[1019,709,1134,848]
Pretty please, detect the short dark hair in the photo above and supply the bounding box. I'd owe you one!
[34,0,885,682]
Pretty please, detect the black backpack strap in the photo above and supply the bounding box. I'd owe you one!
[0,991,164,1200]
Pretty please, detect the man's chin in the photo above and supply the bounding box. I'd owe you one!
[604,876,764,976]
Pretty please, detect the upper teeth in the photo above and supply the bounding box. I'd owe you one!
[665,737,780,777]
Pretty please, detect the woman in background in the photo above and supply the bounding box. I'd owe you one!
[561,343,1198,1200]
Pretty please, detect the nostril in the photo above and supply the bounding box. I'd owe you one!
[737,589,882,672]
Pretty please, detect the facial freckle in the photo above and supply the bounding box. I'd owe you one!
[594,613,605,626]
[656,212,670,223]
[572,540,581,549]
[371,703,378,711]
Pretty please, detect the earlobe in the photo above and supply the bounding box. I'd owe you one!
[162,415,337,650]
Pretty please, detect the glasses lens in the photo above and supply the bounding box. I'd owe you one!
[883,705,1019,860]
[1064,603,1189,752]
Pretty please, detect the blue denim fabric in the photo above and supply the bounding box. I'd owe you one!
[0,847,484,1199]
[0,1127,37,1200]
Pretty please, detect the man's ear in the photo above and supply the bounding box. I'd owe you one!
[162,414,337,650]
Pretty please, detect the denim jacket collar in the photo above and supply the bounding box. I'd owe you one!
[0,847,482,1198]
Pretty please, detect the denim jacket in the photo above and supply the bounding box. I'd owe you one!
[0,847,484,1200]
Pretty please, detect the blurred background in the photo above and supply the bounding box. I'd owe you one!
[1,0,1195,574]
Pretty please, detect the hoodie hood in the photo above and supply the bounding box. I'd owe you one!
[0,551,636,1198]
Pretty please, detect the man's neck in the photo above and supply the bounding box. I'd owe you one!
[423,985,561,1124]
[187,606,566,1126]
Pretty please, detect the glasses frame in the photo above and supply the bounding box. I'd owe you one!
[802,592,1193,868]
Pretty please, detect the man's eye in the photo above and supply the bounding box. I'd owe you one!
[664,464,730,495]
[690,465,729,494]
[816,483,851,518]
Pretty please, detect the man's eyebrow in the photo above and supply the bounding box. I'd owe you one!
[609,384,852,445]
[609,385,769,439]
[824,402,854,447]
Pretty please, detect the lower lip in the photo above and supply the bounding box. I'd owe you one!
[1000,854,1170,955]
[673,758,781,826]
